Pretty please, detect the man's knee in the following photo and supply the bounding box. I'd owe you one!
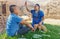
[18,27,30,35]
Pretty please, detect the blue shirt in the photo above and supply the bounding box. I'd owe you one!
[31,10,44,26]
[6,13,22,36]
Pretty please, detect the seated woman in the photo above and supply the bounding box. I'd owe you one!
[25,1,47,32]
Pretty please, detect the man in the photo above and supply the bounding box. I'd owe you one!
[6,5,34,36]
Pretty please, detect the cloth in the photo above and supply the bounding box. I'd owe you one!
[30,10,44,27]
[6,13,22,36]
[17,24,30,35]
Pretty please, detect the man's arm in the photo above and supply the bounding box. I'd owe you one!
[14,16,34,31]
[20,20,34,31]
[25,1,31,12]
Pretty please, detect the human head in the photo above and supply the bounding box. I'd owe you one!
[9,5,19,15]
[34,4,40,11]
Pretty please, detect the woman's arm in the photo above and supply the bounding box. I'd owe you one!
[25,1,31,12]
[42,16,44,22]
[39,16,44,25]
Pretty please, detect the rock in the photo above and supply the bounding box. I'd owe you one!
[18,38,27,39]
[33,34,42,38]
[42,34,51,37]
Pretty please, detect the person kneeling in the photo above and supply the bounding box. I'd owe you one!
[25,1,47,32]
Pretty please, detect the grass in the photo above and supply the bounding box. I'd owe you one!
[0,24,60,39]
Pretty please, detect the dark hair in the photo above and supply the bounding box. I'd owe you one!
[9,5,16,13]
[35,4,40,8]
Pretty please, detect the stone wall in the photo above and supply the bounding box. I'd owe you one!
[0,0,60,19]
[44,0,60,19]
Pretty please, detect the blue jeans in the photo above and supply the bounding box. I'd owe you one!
[17,24,30,35]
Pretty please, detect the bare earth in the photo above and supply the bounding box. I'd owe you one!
[44,18,60,25]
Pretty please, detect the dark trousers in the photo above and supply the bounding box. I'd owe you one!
[17,24,30,35]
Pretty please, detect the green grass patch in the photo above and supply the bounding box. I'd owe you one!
[0,24,60,39]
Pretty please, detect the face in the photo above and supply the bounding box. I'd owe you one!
[34,5,40,11]
[13,6,20,15]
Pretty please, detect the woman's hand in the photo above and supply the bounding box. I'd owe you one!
[39,21,43,25]
[25,1,27,6]
[25,1,30,12]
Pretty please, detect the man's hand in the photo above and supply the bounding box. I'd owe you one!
[31,27,35,32]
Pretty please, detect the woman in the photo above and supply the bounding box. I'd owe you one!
[25,1,47,32]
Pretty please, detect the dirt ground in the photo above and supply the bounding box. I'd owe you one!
[44,18,60,26]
